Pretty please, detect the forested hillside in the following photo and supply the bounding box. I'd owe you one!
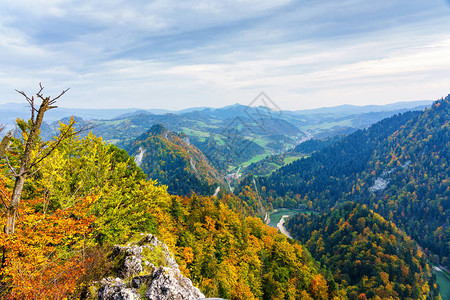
[124,124,223,196]
[249,95,450,268]
[292,135,343,155]
[286,203,439,299]
[239,135,344,177]
[0,119,338,299]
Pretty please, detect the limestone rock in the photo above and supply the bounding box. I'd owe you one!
[137,234,179,270]
[98,277,141,300]
[131,275,152,289]
[111,244,144,278]
[145,267,204,300]
[94,234,205,300]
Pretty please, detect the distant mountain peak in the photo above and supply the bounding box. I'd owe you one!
[52,115,84,126]
[115,109,153,119]
[148,123,169,136]
[227,103,244,107]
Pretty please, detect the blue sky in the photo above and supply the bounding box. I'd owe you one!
[0,0,449,110]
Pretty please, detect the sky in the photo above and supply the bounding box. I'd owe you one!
[0,0,449,110]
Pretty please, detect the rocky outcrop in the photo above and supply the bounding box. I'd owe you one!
[145,267,203,300]
[98,278,140,300]
[91,234,205,300]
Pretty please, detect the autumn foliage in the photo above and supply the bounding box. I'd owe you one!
[286,203,438,299]
[1,96,447,299]
[0,186,95,298]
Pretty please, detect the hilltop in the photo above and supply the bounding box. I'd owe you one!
[124,124,223,196]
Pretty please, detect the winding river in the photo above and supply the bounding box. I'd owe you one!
[267,208,301,238]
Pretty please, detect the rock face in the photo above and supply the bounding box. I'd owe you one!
[94,234,205,300]
[111,244,144,278]
[145,267,203,300]
[98,278,140,300]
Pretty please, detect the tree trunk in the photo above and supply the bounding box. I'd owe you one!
[4,99,48,235]
[5,175,25,234]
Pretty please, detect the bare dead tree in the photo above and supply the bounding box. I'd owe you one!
[2,84,72,234]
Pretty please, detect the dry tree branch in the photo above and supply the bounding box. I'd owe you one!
[49,87,69,103]
[15,90,38,123]
[37,83,45,95]
[27,164,46,179]
[4,84,73,235]
[33,144,50,161]
[3,155,18,177]
[35,83,69,111]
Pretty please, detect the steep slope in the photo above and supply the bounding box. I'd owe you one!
[251,95,450,268]
[125,124,223,196]
[171,194,340,299]
[285,203,438,299]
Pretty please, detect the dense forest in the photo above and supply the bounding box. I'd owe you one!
[246,96,450,269]
[0,120,338,299]
[286,203,439,299]
[124,124,223,196]
[292,135,343,155]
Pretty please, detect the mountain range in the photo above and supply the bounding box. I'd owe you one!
[3,100,429,176]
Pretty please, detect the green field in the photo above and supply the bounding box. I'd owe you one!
[194,120,218,129]
[181,127,210,138]
[303,119,352,131]
[268,209,302,228]
[253,136,271,147]
[106,139,122,145]
[434,267,450,300]
[240,153,270,168]
[283,155,305,165]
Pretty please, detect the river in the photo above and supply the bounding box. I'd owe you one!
[267,208,302,238]
[434,266,450,300]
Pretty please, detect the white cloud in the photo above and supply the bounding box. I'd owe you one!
[0,0,449,110]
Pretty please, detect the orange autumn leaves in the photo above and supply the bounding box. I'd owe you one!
[0,192,96,299]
